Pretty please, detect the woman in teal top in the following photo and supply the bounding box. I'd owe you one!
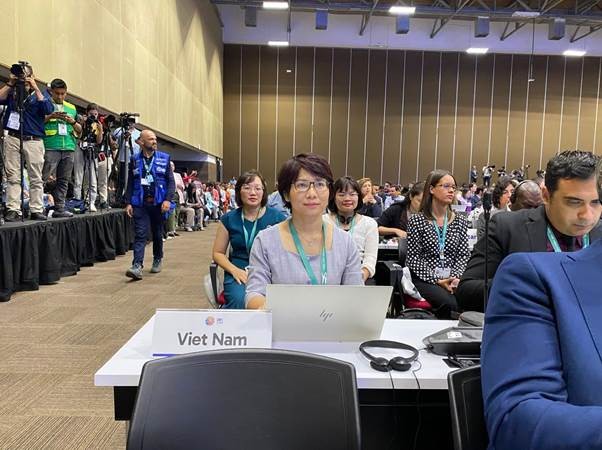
[212,170,286,308]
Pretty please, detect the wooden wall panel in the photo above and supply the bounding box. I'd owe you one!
[223,44,241,180]
[347,49,370,178]
[418,52,440,177]
[225,44,602,184]
[240,46,260,173]
[381,50,404,185]
[401,51,422,183]
[364,50,388,182]
[275,47,296,183]
[329,49,351,180]
[258,47,278,188]
[312,48,333,162]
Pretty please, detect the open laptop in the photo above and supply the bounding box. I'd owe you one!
[266,285,393,342]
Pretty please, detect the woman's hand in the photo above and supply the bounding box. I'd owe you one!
[395,229,407,239]
[437,277,455,293]
[363,193,376,204]
[232,267,248,285]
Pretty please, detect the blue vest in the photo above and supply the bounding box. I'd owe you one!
[130,150,170,207]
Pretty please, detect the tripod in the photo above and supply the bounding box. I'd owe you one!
[13,78,27,222]
[115,126,133,206]
[81,143,97,213]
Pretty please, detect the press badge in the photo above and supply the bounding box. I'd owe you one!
[141,178,150,186]
[58,123,68,136]
[434,266,451,279]
[7,112,20,130]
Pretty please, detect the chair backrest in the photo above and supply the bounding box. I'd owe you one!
[447,365,488,450]
[398,238,408,267]
[127,349,361,450]
[204,262,224,308]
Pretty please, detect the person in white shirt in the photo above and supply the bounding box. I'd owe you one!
[323,176,378,282]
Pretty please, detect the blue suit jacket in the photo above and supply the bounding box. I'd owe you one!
[482,239,602,450]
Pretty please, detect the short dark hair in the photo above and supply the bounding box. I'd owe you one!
[277,153,334,209]
[492,177,515,208]
[86,103,98,112]
[419,170,457,220]
[328,176,362,213]
[545,150,601,195]
[50,78,67,90]
[235,170,268,207]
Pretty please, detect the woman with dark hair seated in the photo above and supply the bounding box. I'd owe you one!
[377,181,425,239]
[324,176,379,281]
[212,170,286,309]
[357,177,383,218]
[245,154,363,309]
[474,176,516,239]
[406,170,470,318]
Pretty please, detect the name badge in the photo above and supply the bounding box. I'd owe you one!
[434,267,451,279]
[58,123,68,136]
[141,178,150,186]
[151,309,272,357]
[7,112,20,130]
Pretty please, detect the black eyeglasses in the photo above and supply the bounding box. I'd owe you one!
[293,179,330,192]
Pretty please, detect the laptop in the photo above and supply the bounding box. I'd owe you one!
[266,285,393,342]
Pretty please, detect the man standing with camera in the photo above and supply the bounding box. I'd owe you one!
[124,129,175,280]
[73,103,103,212]
[42,79,81,218]
[0,63,53,221]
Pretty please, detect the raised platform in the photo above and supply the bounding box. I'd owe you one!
[0,209,133,301]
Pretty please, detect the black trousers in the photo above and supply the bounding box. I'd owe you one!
[43,150,74,211]
[412,278,458,319]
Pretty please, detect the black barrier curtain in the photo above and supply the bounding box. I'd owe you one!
[0,210,133,301]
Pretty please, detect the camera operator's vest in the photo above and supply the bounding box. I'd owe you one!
[130,151,170,207]
[44,100,78,151]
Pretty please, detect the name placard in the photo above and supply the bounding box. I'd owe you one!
[151,309,272,357]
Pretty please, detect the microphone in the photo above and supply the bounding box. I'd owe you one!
[482,190,492,214]
[482,188,493,312]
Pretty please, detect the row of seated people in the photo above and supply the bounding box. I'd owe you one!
[210,150,601,317]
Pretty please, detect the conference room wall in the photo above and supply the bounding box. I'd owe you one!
[223,44,602,188]
[0,0,223,158]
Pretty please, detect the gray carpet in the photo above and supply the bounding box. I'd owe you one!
[0,224,215,449]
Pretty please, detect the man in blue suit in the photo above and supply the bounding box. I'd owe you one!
[482,238,602,449]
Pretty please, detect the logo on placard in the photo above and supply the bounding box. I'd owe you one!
[319,310,334,322]
[205,316,215,326]
[217,318,224,325]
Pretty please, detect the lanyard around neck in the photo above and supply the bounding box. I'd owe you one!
[335,214,356,235]
[241,207,262,254]
[432,213,448,259]
[546,225,589,253]
[142,154,155,174]
[289,220,327,285]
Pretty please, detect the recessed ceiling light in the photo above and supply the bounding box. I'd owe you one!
[389,5,416,15]
[268,41,289,47]
[263,1,289,10]
[563,49,586,57]
[286,69,292,73]
[512,11,541,18]
[466,47,489,54]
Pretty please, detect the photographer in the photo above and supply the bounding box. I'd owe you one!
[112,116,141,204]
[42,79,81,218]
[482,164,494,187]
[73,103,103,211]
[0,63,53,221]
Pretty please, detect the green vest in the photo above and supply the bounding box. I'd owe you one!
[44,100,78,151]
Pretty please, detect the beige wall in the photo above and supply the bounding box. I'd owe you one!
[0,0,223,158]
[223,44,602,188]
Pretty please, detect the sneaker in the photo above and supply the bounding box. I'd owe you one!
[89,204,97,213]
[185,227,193,232]
[30,212,47,221]
[99,201,110,210]
[150,259,162,274]
[53,209,73,218]
[126,264,143,280]
[4,210,21,222]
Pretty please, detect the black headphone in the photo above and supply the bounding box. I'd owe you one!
[359,340,419,372]
[510,179,532,204]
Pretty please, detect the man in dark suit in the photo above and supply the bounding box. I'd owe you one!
[456,150,602,312]
[481,238,602,450]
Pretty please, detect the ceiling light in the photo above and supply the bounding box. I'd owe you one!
[466,47,489,54]
[263,1,289,10]
[563,49,586,57]
[268,41,289,47]
[512,11,541,18]
[389,6,416,15]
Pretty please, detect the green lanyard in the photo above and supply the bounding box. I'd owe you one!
[546,225,589,253]
[289,220,328,285]
[335,214,356,236]
[143,154,154,175]
[241,208,262,255]
[432,214,448,261]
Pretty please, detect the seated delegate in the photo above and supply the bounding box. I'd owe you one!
[245,153,363,309]
[377,181,424,239]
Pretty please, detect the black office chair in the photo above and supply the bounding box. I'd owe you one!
[447,365,488,450]
[127,349,362,450]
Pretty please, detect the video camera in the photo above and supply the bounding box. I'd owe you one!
[119,112,139,128]
[9,61,31,80]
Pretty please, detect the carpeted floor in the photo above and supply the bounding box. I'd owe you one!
[0,224,216,449]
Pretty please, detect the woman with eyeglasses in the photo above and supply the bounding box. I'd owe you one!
[406,170,470,318]
[323,177,378,281]
[212,170,286,309]
[245,154,363,309]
